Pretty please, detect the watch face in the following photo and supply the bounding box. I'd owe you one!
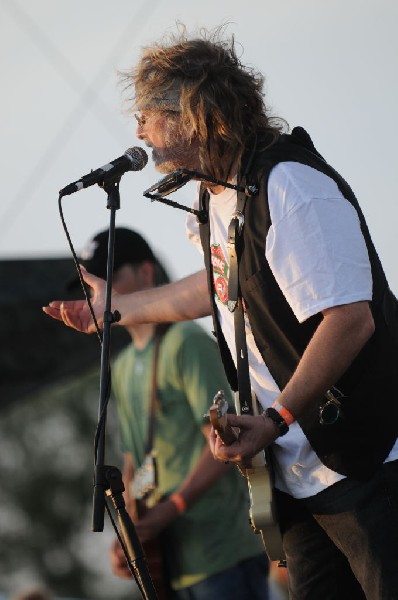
[319,400,341,425]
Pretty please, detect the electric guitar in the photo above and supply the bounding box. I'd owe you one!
[130,455,173,600]
[208,390,285,561]
[134,498,172,600]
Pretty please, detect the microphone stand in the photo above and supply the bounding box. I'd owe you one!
[91,176,158,600]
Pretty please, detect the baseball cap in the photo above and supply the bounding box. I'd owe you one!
[67,227,156,289]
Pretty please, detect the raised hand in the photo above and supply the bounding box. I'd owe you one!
[42,267,109,334]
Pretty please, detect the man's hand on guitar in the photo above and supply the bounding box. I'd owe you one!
[109,538,133,579]
[209,413,279,465]
[42,267,109,334]
[134,501,178,543]
[109,501,177,578]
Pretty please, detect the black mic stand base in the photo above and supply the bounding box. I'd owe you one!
[103,465,158,600]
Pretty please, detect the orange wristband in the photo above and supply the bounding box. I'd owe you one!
[272,401,295,426]
[169,492,187,514]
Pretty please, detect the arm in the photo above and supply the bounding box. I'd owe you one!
[210,301,375,463]
[275,301,375,417]
[109,452,136,579]
[175,424,233,504]
[134,329,235,542]
[43,268,210,334]
[108,442,230,569]
[159,424,232,507]
[133,424,231,543]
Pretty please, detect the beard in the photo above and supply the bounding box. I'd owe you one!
[151,148,182,174]
[151,143,200,174]
[150,119,200,174]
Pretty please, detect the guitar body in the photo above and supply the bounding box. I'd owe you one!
[208,390,285,561]
[135,499,173,600]
[244,456,285,560]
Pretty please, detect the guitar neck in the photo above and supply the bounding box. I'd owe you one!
[213,420,238,446]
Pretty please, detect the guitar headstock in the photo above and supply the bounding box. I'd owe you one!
[208,390,228,427]
[206,390,238,446]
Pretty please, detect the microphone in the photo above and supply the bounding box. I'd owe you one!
[59,147,148,197]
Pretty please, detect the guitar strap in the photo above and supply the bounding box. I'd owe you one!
[226,178,287,563]
[228,188,254,415]
[226,170,278,488]
[139,324,174,599]
[144,325,167,457]
[132,324,170,506]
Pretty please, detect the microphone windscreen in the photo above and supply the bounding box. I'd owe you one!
[125,147,148,171]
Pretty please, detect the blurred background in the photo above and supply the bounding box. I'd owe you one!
[0,0,397,598]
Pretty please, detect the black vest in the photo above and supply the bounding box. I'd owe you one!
[199,127,398,480]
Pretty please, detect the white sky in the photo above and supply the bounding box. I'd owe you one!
[1,0,397,292]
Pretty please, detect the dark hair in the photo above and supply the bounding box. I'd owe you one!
[121,25,287,180]
[67,227,171,291]
[153,259,171,286]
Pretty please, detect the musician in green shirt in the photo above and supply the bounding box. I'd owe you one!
[80,227,269,599]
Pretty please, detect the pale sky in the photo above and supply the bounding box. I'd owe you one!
[1,2,397,594]
[1,0,397,292]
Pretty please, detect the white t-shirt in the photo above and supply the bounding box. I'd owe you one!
[186,162,398,498]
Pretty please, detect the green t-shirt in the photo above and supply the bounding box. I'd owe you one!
[112,321,265,590]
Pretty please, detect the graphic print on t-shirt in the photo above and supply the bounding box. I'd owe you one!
[211,243,229,305]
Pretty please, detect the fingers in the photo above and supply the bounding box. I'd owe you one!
[59,302,84,332]
[42,303,64,322]
[209,427,243,463]
[109,539,133,579]
[42,301,79,328]
[208,426,217,453]
[42,268,106,334]
[80,265,105,288]
[43,299,99,334]
[43,302,82,332]
[209,415,269,465]
[227,413,256,429]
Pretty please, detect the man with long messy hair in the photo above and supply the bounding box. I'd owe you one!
[45,25,398,600]
[122,26,284,180]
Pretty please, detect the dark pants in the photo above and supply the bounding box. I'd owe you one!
[171,553,270,600]
[277,460,398,599]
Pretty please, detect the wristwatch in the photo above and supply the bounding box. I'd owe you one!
[263,407,289,437]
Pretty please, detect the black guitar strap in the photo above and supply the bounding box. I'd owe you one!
[227,176,254,416]
[227,154,280,493]
[144,324,171,456]
[227,133,259,416]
